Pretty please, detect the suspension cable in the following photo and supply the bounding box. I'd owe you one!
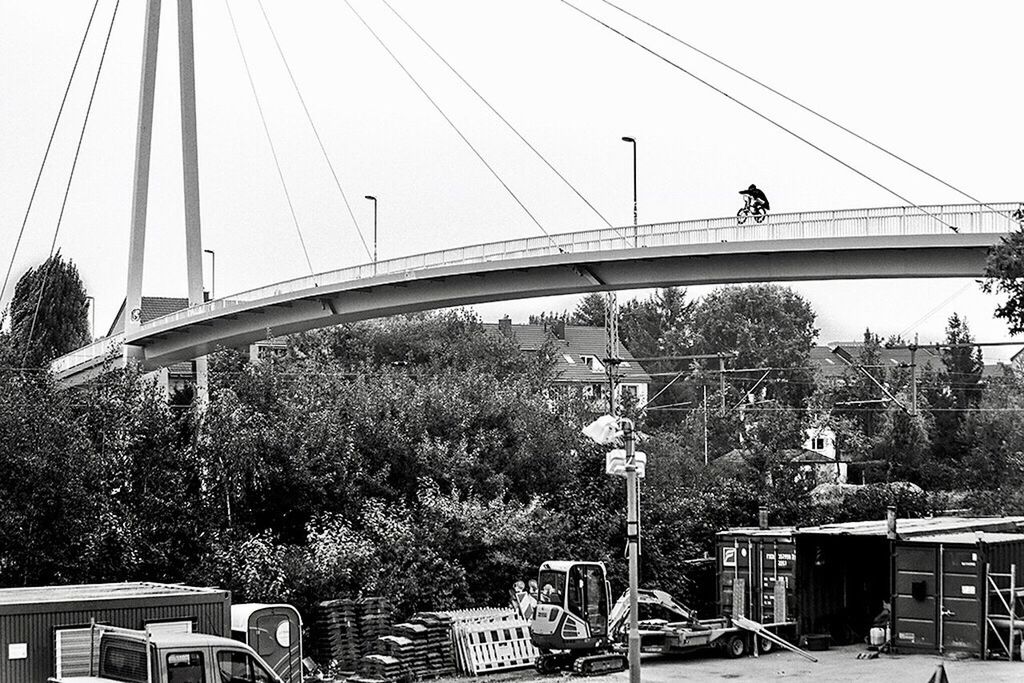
[379,0,627,240]
[256,0,373,261]
[1,0,102,310]
[343,0,564,250]
[600,0,1014,222]
[22,1,120,367]
[224,0,315,273]
[560,0,961,233]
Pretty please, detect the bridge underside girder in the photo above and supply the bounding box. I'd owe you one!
[129,236,991,369]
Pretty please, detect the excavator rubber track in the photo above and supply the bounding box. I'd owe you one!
[572,652,629,676]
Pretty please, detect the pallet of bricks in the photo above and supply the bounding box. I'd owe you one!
[446,608,538,676]
[349,612,456,683]
[314,597,394,675]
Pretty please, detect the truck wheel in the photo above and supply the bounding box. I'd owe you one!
[757,636,774,654]
[726,634,747,658]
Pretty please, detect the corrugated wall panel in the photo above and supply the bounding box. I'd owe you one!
[0,597,229,683]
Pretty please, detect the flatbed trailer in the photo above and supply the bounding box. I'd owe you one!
[636,617,798,658]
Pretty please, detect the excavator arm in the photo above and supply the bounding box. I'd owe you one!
[608,589,698,641]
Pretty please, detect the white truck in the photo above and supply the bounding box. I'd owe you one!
[48,625,284,683]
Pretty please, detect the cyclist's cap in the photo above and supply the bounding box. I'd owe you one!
[748,184,757,191]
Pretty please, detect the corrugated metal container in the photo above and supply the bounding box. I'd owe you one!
[894,532,1024,657]
[716,527,797,625]
[793,516,1024,646]
[0,582,230,683]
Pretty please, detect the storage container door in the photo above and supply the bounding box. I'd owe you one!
[895,546,938,651]
[941,547,982,653]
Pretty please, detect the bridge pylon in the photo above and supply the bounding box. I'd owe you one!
[124,0,208,401]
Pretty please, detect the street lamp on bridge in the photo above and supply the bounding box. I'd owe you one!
[203,249,215,300]
[621,136,637,246]
[365,195,378,266]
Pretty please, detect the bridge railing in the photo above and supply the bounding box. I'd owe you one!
[143,202,1017,333]
[50,201,1019,372]
[50,334,125,375]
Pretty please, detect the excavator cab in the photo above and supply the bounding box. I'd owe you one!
[530,561,626,673]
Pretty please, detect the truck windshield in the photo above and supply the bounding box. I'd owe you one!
[99,640,149,683]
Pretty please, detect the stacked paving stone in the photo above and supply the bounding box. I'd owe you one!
[358,597,394,649]
[348,611,456,682]
[314,598,362,670]
[349,654,407,683]
[314,597,395,672]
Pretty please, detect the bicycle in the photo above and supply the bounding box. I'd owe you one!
[737,195,769,224]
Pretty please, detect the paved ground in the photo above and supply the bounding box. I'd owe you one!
[445,646,1024,682]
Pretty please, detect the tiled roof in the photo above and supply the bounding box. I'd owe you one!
[811,343,943,379]
[107,296,190,336]
[484,323,651,384]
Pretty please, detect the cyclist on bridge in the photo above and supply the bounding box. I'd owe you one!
[739,184,770,214]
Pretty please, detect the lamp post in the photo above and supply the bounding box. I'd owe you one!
[365,195,378,265]
[622,417,641,683]
[203,249,215,299]
[621,136,637,246]
[583,415,642,683]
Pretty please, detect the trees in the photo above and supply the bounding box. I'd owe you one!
[693,285,818,405]
[570,293,606,326]
[983,224,1024,334]
[6,253,90,367]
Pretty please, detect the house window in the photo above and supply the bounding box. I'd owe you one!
[621,385,638,401]
[812,437,826,450]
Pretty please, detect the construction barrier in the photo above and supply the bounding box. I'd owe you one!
[444,608,539,676]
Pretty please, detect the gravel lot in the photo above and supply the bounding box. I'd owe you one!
[442,645,1024,682]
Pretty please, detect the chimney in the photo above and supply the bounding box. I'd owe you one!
[552,320,566,340]
[758,506,769,530]
[886,506,897,540]
[498,316,513,338]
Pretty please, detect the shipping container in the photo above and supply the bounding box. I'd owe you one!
[715,527,797,626]
[0,582,230,683]
[894,532,1024,658]
[793,516,1024,647]
[232,603,303,683]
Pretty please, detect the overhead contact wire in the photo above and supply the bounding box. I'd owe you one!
[224,0,315,273]
[379,0,627,241]
[343,0,563,250]
[600,0,1013,221]
[1,0,103,309]
[256,0,373,261]
[560,0,960,233]
[23,1,120,367]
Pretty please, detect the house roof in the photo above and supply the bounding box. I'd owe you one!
[484,322,651,384]
[107,296,191,337]
[783,448,838,464]
[810,343,943,379]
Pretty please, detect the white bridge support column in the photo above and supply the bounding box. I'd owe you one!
[177,0,207,403]
[124,0,162,347]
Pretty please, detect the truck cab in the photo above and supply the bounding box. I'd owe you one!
[50,627,284,683]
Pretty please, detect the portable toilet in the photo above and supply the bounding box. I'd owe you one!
[231,604,303,683]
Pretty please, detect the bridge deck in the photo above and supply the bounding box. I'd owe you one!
[51,202,1022,380]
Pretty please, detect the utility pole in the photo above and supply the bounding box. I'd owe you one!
[703,384,709,465]
[605,292,620,415]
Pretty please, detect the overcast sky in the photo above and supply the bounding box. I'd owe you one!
[2,1,1022,358]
